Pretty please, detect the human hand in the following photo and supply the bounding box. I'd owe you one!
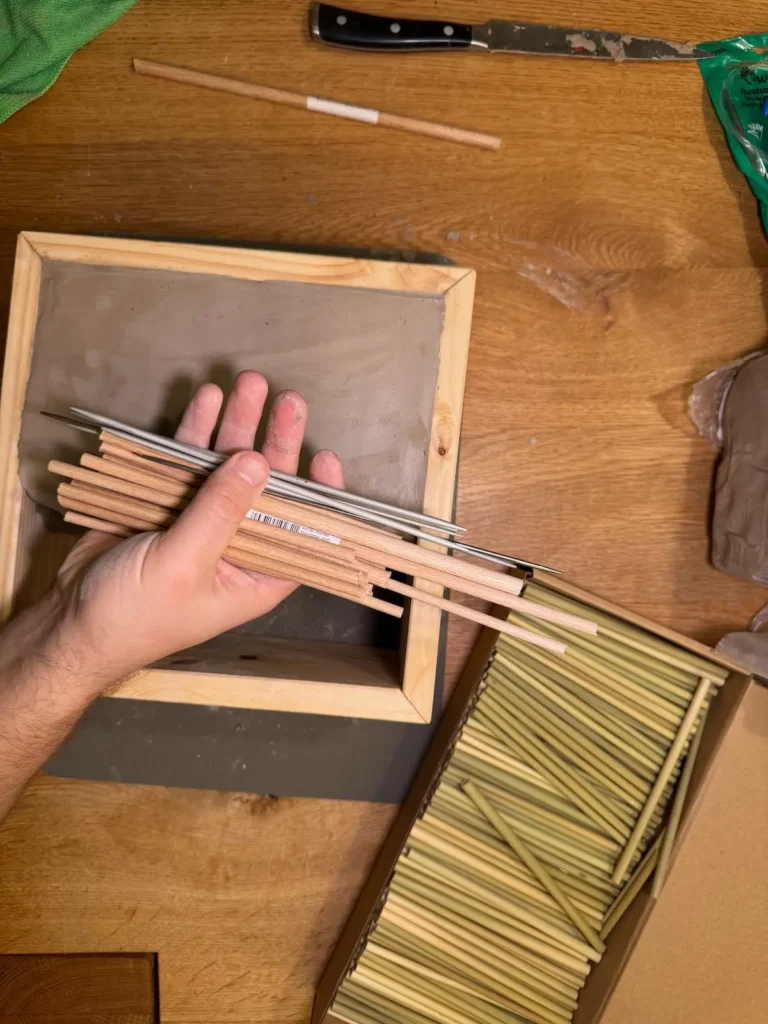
[6,371,344,696]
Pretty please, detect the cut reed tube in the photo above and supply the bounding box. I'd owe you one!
[651,701,711,897]
[459,780,606,954]
[48,451,592,653]
[611,678,712,883]
[330,588,729,1024]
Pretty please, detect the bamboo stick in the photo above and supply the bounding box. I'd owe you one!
[385,880,586,1004]
[403,831,594,956]
[382,899,576,1023]
[479,691,630,842]
[400,851,592,974]
[366,942,539,1016]
[612,678,712,883]
[341,980,440,1024]
[386,578,566,653]
[442,755,620,855]
[429,789,616,900]
[513,611,694,705]
[367,924,572,1024]
[362,952,542,1024]
[409,824,600,931]
[378,889,586,998]
[437,771,619,866]
[352,963,509,1024]
[505,612,687,722]
[493,647,666,767]
[652,702,711,897]
[496,635,676,741]
[488,680,645,811]
[460,779,606,955]
[601,834,664,940]
[525,584,728,682]
[418,814,603,920]
[487,657,657,782]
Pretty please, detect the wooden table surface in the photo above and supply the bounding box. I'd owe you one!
[1,2,766,1021]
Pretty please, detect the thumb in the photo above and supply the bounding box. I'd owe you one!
[157,451,269,576]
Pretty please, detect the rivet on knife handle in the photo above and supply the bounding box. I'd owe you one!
[310,3,474,51]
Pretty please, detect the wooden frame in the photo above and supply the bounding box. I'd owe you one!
[0,232,474,723]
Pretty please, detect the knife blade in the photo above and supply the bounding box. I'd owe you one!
[310,4,710,61]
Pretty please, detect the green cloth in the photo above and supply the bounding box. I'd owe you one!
[0,0,137,124]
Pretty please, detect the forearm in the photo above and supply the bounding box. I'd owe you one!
[0,594,104,823]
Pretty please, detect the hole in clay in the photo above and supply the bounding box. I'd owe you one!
[238,654,260,662]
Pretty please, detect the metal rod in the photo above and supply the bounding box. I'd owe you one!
[68,407,463,534]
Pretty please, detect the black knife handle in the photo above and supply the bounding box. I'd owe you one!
[310,4,473,51]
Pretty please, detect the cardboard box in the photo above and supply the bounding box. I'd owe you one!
[312,574,752,1023]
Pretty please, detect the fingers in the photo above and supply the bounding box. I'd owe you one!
[309,449,345,489]
[261,390,308,474]
[214,370,269,455]
[174,383,223,447]
[156,451,269,576]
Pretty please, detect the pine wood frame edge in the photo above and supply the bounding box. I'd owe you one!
[0,231,474,724]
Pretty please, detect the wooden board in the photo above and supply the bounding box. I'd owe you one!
[0,953,156,1022]
[1,0,768,1021]
[0,233,475,724]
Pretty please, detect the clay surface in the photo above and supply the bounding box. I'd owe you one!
[20,260,444,513]
[712,352,768,585]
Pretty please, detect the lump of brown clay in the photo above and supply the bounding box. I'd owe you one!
[712,351,768,585]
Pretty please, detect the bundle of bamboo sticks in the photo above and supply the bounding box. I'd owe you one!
[329,584,728,1024]
[48,432,599,651]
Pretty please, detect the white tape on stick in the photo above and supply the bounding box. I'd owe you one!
[306,96,380,124]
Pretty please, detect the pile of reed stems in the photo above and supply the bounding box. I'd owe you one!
[330,582,728,1024]
[48,433,600,651]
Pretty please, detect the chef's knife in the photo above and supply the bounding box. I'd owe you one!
[310,4,710,61]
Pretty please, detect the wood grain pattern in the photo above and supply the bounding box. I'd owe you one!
[0,953,155,1021]
[1,1,767,1021]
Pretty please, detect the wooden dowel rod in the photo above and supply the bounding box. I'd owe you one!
[101,430,200,467]
[63,511,132,537]
[59,486,368,588]
[133,58,502,151]
[459,780,605,954]
[525,584,728,682]
[611,678,712,883]
[651,703,711,897]
[100,443,206,484]
[386,578,564,653]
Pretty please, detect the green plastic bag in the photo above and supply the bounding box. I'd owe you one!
[699,33,768,233]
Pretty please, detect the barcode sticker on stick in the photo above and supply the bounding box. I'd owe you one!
[246,508,341,545]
